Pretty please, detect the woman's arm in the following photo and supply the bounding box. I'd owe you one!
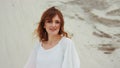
[62,39,80,68]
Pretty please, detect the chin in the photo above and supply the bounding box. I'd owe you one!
[50,33,58,36]
[48,32,59,36]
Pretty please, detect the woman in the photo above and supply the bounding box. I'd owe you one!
[24,6,80,68]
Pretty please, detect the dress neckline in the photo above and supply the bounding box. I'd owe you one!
[39,36,64,52]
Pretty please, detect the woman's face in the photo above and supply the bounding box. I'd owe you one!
[44,14,61,36]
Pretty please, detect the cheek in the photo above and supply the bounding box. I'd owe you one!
[57,24,61,28]
[44,23,48,29]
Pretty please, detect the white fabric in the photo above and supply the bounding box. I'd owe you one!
[24,37,80,68]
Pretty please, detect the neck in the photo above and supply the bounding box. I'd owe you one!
[48,35,61,43]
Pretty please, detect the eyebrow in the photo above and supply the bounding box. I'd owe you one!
[55,20,60,22]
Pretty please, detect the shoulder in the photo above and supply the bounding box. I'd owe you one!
[33,40,40,50]
[61,36,75,47]
[62,37,74,44]
[61,37,76,51]
[63,36,72,42]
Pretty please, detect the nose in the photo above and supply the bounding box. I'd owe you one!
[52,22,56,27]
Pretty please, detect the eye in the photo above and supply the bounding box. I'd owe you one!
[46,20,52,23]
[55,20,60,24]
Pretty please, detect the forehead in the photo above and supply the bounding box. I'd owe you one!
[52,15,60,21]
[45,14,61,21]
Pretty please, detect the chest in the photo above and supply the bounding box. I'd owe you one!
[36,45,65,66]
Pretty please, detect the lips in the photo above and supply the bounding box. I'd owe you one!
[49,28,56,31]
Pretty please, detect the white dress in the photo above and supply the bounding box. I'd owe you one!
[24,37,80,68]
